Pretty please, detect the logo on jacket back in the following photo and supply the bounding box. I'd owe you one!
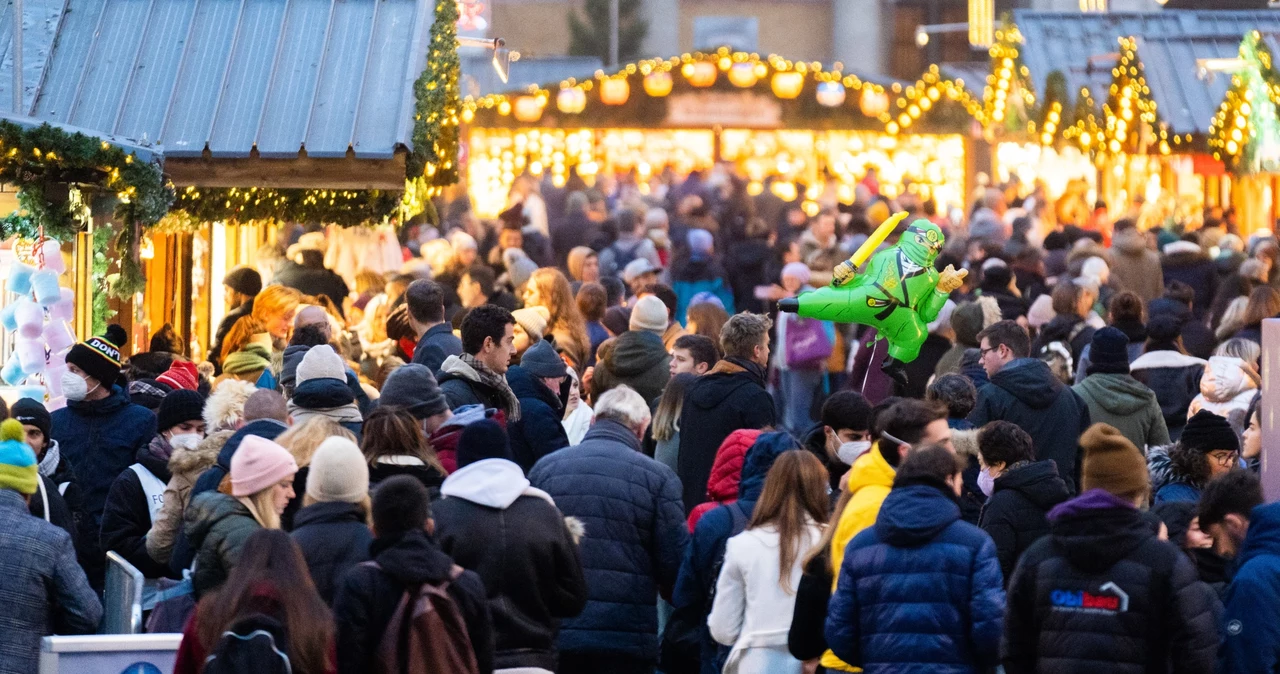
[1050,582,1130,614]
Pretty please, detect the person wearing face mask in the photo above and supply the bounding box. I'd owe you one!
[100,389,205,584]
[185,435,298,598]
[52,332,157,586]
[974,421,1069,583]
[801,391,871,494]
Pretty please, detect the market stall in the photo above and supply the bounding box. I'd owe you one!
[462,48,984,218]
[1210,30,1280,233]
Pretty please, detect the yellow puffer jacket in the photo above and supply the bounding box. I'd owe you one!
[821,444,896,672]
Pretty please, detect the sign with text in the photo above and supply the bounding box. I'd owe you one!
[665,91,782,129]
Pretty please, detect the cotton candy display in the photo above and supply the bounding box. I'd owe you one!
[0,239,75,393]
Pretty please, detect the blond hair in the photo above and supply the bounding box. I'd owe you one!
[252,285,302,325]
[275,417,358,469]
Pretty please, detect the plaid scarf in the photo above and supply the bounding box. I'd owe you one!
[457,353,521,422]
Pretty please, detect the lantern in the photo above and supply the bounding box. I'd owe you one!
[859,87,889,117]
[683,61,717,87]
[557,87,586,114]
[816,81,846,107]
[728,62,758,88]
[513,96,544,123]
[644,71,673,97]
[600,77,631,106]
[771,71,804,99]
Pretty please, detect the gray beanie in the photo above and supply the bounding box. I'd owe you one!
[520,340,567,378]
[379,364,449,420]
[306,436,369,503]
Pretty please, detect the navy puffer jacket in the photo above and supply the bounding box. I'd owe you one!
[528,419,689,662]
[825,481,1005,673]
[671,432,797,674]
[506,365,570,473]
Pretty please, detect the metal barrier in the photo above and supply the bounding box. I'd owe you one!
[38,634,181,674]
[102,551,144,635]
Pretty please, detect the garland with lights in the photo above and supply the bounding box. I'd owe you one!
[1210,31,1280,174]
[982,25,1035,131]
[408,0,461,189]
[162,187,403,228]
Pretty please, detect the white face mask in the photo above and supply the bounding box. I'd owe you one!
[169,433,202,451]
[61,371,90,401]
[836,440,872,465]
[978,468,996,497]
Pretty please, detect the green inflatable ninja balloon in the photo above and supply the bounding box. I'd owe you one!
[779,212,966,385]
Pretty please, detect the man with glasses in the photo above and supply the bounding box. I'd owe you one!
[970,320,1091,493]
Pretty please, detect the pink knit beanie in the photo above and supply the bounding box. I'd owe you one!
[230,435,298,497]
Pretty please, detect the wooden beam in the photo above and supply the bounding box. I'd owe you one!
[165,155,407,190]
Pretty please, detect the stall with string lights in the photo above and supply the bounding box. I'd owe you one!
[462,47,986,218]
[1210,31,1280,233]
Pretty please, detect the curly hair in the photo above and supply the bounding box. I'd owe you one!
[1167,442,1212,488]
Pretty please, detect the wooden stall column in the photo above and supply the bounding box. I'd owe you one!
[72,222,94,341]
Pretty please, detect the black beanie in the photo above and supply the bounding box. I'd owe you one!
[379,364,448,420]
[156,389,205,432]
[1086,326,1130,375]
[11,398,50,440]
[456,419,513,468]
[66,335,123,387]
[223,266,263,297]
[1180,410,1240,453]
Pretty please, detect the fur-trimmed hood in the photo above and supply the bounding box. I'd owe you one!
[168,429,231,480]
[203,379,257,432]
[951,428,979,459]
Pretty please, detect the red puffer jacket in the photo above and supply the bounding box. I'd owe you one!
[686,429,762,532]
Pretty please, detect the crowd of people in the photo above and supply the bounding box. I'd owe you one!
[2,163,1280,674]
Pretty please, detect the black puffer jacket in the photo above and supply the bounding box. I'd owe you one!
[677,358,776,513]
[506,365,570,473]
[333,530,495,674]
[434,459,588,671]
[290,501,372,605]
[99,436,176,580]
[977,460,1070,581]
[1130,350,1206,442]
[969,358,1092,493]
[1002,489,1221,674]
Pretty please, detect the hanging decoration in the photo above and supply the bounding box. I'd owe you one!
[600,77,631,105]
[1210,31,1280,174]
[728,62,759,88]
[0,233,77,404]
[683,61,717,87]
[557,86,587,113]
[408,0,462,188]
[513,95,546,122]
[643,71,673,97]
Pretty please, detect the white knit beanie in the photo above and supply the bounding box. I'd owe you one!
[297,344,345,384]
[306,436,370,504]
[629,295,668,333]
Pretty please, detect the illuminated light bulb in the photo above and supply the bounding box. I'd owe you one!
[728,62,759,88]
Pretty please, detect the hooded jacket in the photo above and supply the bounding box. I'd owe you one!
[970,358,1092,493]
[333,529,495,674]
[1110,228,1165,302]
[671,433,794,674]
[51,384,157,529]
[147,430,229,564]
[506,365,570,473]
[1222,502,1280,671]
[100,435,178,580]
[686,429,762,532]
[677,358,776,513]
[590,330,672,405]
[288,377,364,440]
[528,419,688,661]
[434,459,588,671]
[1161,241,1218,319]
[825,482,1005,673]
[671,256,736,323]
[977,460,1070,581]
[1130,350,1205,440]
[1002,489,1220,674]
[290,501,372,605]
[1189,355,1257,434]
[429,405,504,474]
[184,491,262,597]
[1072,373,1170,451]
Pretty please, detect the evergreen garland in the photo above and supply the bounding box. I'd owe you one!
[165,186,402,227]
[407,0,461,187]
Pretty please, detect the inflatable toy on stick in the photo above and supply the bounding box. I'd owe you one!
[779,212,967,386]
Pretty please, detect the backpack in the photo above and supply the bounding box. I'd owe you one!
[202,614,293,674]
[607,239,642,276]
[369,561,479,674]
[1038,322,1086,383]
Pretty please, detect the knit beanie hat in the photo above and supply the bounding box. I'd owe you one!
[379,364,449,420]
[0,419,37,495]
[156,360,200,391]
[512,306,550,340]
[223,266,263,297]
[306,436,370,504]
[66,335,122,386]
[1086,327,1130,375]
[781,262,812,285]
[1080,423,1149,499]
[297,344,345,384]
[630,295,668,333]
[230,435,298,497]
[521,340,568,379]
[603,306,632,336]
[456,419,514,468]
[11,398,51,440]
[1180,410,1240,453]
[157,389,206,433]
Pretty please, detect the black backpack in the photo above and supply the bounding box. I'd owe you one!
[202,614,293,674]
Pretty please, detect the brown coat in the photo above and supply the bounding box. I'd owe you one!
[145,431,230,564]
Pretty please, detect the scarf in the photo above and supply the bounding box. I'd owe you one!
[724,356,768,388]
[287,400,364,426]
[222,343,272,375]
[449,353,521,422]
[38,440,60,478]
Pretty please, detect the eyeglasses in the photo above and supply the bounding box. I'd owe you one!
[1210,451,1240,468]
[979,346,999,357]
